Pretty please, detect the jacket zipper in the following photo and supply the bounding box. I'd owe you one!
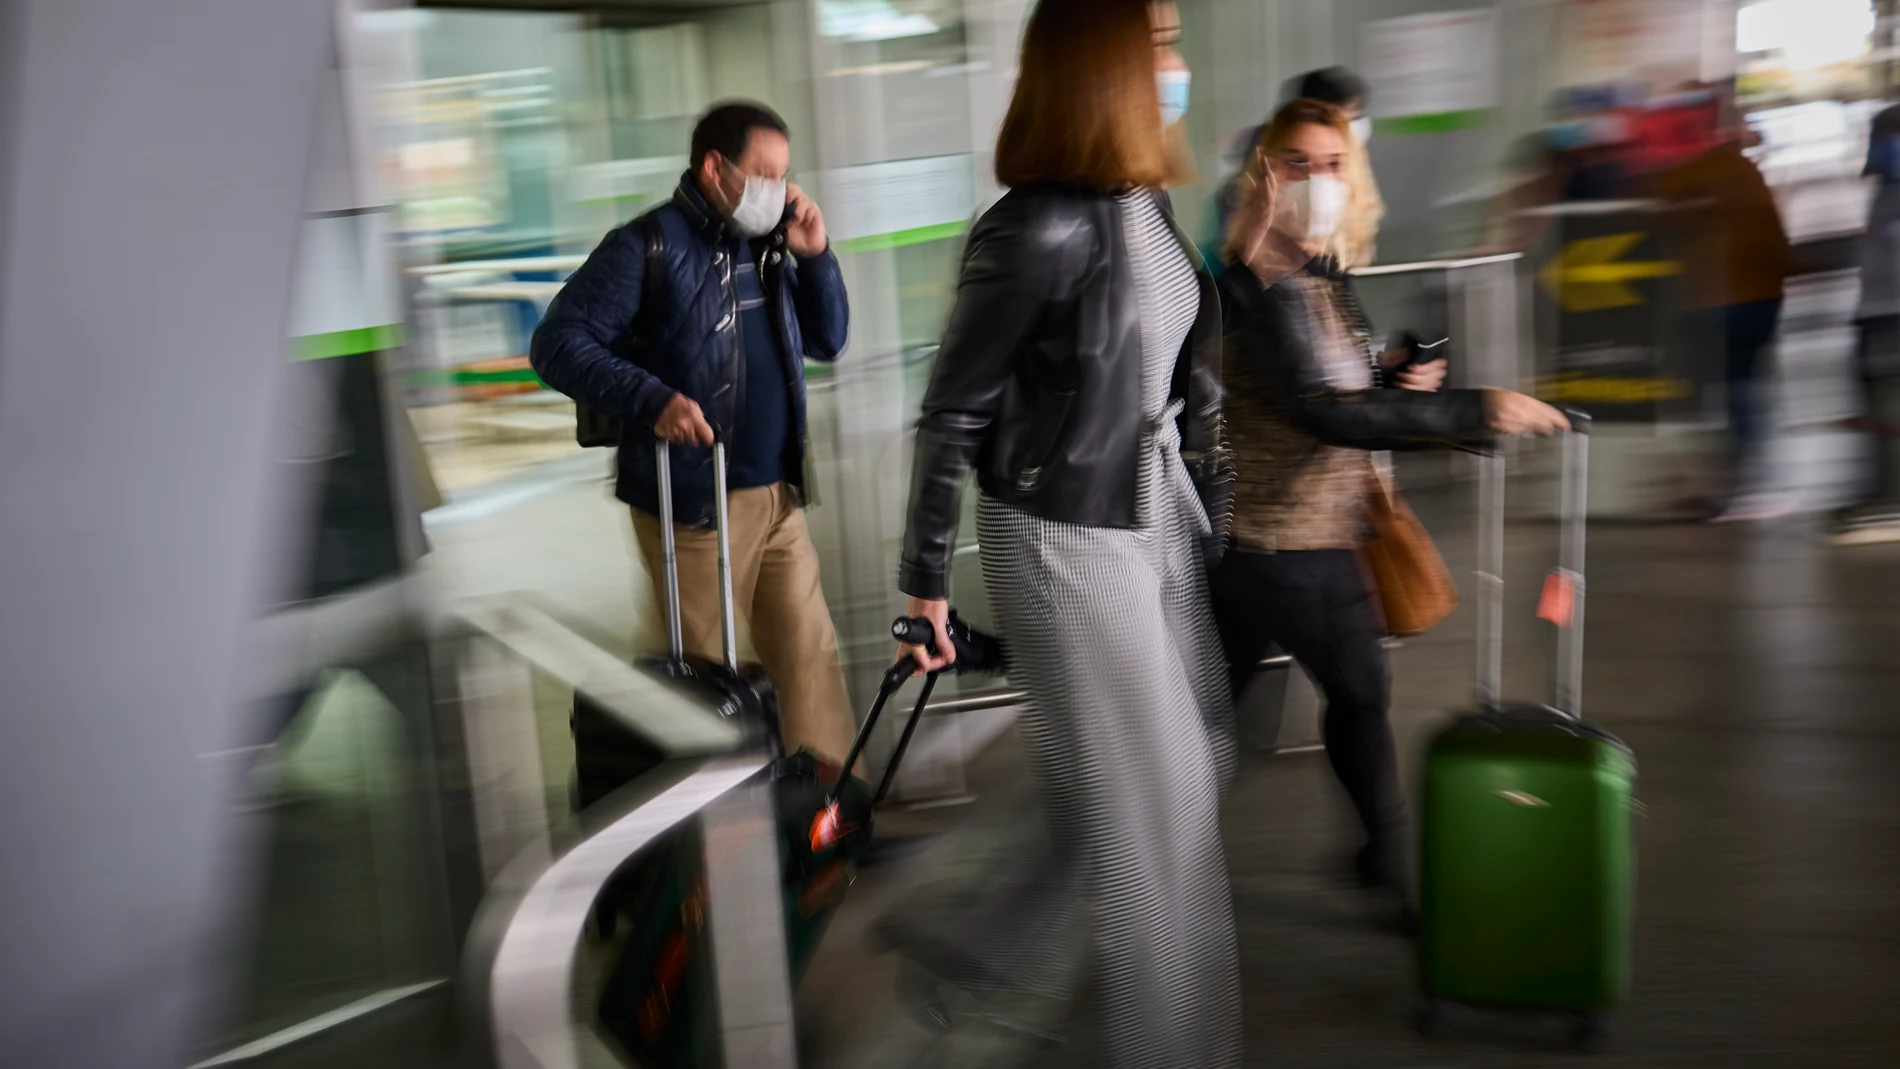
[721,245,741,442]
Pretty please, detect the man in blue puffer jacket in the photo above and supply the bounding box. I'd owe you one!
[532,100,855,765]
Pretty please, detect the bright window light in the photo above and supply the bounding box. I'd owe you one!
[819,1,940,43]
[1737,0,1874,71]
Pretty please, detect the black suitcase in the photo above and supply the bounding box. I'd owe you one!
[572,436,779,812]
[592,615,1003,1068]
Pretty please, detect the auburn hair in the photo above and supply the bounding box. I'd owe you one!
[1223,98,1385,270]
[994,0,1189,190]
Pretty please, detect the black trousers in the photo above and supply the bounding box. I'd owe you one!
[1212,548,1402,857]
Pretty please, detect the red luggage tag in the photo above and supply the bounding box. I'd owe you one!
[810,803,843,850]
[811,802,861,852]
[1538,569,1577,627]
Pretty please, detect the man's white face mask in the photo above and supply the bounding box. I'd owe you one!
[722,159,787,238]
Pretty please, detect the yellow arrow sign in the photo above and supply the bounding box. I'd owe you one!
[1538,232,1681,313]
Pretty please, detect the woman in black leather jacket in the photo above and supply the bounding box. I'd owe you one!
[1216,99,1568,930]
[884,2,1240,1064]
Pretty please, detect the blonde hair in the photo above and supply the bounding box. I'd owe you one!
[1222,98,1384,270]
[994,0,1192,190]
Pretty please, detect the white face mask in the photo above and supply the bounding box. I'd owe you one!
[1281,174,1351,246]
[1157,69,1191,127]
[1350,116,1373,146]
[722,161,787,238]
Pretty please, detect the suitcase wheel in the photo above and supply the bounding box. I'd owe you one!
[1413,998,1445,1040]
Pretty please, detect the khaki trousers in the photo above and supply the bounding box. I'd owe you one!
[632,483,856,767]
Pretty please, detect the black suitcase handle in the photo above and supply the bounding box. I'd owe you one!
[654,433,742,673]
[889,611,1005,673]
[810,614,1004,850]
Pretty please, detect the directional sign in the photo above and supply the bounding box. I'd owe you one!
[1538,232,1682,313]
[1530,212,1695,425]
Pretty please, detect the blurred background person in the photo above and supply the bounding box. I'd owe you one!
[1288,65,1373,145]
[1648,85,1794,522]
[885,1,1239,1063]
[530,101,858,766]
[1475,89,1641,256]
[1214,98,1568,931]
[1836,100,1900,543]
[1550,87,1638,202]
[1208,65,1380,270]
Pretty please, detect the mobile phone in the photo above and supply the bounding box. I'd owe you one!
[1393,330,1450,368]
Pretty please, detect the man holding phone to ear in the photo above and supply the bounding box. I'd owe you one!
[531,100,857,766]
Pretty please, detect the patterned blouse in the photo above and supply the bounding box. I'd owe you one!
[1222,267,1378,552]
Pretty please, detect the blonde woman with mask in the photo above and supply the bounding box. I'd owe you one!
[1215,99,1567,931]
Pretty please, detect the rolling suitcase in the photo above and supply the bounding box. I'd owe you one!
[587,438,1005,1065]
[574,437,778,812]
[597,616,1002,1068]
[1416,413,1639,1050]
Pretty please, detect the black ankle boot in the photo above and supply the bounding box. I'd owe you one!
[1354,840,1418,938]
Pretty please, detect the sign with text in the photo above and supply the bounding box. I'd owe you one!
[1531,211,1695,423]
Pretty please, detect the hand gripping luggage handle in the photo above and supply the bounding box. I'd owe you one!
[1474,410,1590,717]
[654,435,739,673]
[826,613,1004,809]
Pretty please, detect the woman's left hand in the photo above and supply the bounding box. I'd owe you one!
[1394,360,1447,392]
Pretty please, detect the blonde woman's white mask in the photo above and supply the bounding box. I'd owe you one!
[1281,174,1351,245]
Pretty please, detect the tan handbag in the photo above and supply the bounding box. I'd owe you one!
[1362,468,1457,637]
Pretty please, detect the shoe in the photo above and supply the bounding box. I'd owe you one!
[1351,841,1419,939]
[1393,896,1419,939]
[1353,839,1405,890]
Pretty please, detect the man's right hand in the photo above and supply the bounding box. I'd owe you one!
[655,394,715,446]
[1482,388,1570,437]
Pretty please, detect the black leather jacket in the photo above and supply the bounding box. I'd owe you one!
[899,184,1224,600]
[1217,255,1490,450]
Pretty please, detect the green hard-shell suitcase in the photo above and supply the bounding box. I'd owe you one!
[1417,414,1639,1050]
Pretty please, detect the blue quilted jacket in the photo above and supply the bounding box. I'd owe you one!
[530,175,850,526]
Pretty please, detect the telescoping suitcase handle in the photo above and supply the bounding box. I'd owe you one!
[1474,410,1591,719]
[808,613,1005,853]
[654,435,740,673]
[824,613,1005,809]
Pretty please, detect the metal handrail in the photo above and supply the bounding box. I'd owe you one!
[919,651,1295,718]
[464,754,779,1069]
[455,596,744,756]
[1349,252,1522,278]
[452,595,794,1069]
[458,600,1332,1069]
